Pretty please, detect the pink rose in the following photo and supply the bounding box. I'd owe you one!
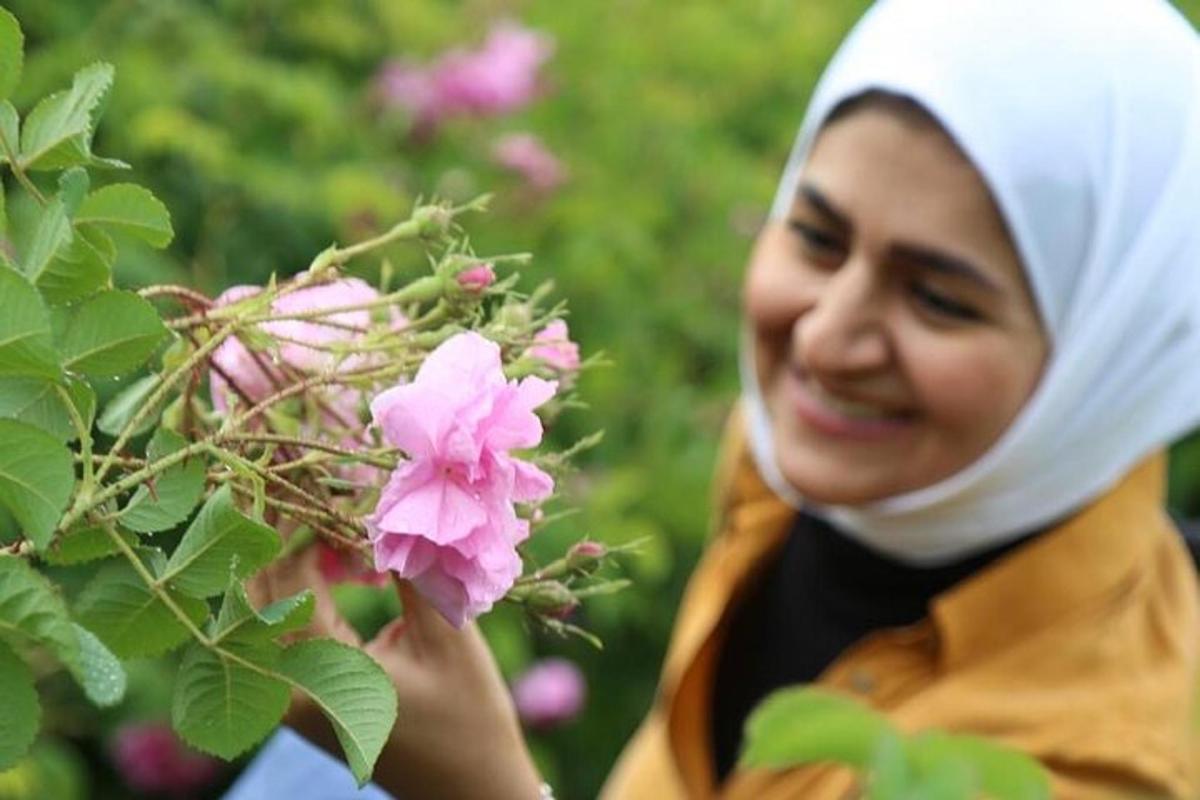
[369,332,557,627]
[111,722,221,795]
[512,658,586,729]
[529,320,580,372]
[492,133,567,191]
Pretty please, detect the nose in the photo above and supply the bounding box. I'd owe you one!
[795,258,889,375]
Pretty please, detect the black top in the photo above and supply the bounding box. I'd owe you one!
[709,510,1040,782]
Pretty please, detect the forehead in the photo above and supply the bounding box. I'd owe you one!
[800,109,1016,256]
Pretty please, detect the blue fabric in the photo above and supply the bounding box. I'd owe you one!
[222,728,394,800]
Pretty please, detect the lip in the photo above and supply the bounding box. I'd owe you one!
[783,369,914,441]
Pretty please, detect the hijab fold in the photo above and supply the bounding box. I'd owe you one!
[743,0,1200,564]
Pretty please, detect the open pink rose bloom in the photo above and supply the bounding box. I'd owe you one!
[512,658,587,730]
[369,331,557,627]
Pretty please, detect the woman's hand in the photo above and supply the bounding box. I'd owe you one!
[248,547,544,800]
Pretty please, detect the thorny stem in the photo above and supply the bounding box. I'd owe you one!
[223,433,398,470]
[0,127,47,205]
[139,284,214,310]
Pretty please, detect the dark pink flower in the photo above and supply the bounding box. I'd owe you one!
[512,658,586,729]
[369,332,557,626]
[492,133,567,191]
[111,722,221,796]
[529,320,580,372]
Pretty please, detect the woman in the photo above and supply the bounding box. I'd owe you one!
[253,0,1200,797]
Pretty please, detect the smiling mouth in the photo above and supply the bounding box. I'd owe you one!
[783,369,914,439]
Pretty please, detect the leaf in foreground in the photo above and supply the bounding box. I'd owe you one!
[0,264,62,382]
[75,560,208,659]
[0,419,74,549]
[56,290,167,378]
[120,427,206,533]
[0,639,39,771]
[279,638,398,786]
[171,640,289,759]
[160,486,281,598]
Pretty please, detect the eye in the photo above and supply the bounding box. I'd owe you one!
[788,219,845,261]
[908,281,982,322]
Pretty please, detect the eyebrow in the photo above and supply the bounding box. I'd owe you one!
[795,181,1001,293]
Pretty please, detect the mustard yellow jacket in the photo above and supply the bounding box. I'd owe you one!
[600,408,1200,799]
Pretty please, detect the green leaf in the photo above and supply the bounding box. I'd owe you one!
[56,290,166,377]
[40,523,136,566]
[279,638,397,786]
[171,639,289,759]
[212,581,313,644]
[906,732,1051,800]
[0,375,92,442]
[160,486,281,598]
[740,687,902,771]
[40,226,111,305]
[97,374,161,437]
[68,623,126,707]
[75,560,208,659]
[0,101,17,164]
[0,264,62,381]
[58,168,89,214]
[0,555,79,664]
[20,194,72,293]
[77,184,173,248]
[0,639,38,771]
[120,428,205,533]
[0,419,74,549]
[18,62,113,171]
[0,9,23,103]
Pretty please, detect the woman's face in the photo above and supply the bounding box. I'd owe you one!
[744,107,1048,505]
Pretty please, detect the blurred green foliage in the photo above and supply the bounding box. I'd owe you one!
[5,1,1200,798]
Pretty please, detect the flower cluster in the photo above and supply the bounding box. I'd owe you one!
[368,331,557,627]
[376,21,554,131]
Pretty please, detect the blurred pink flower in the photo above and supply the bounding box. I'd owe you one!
[368,332,557,627]
[316,541,391,587]
[529,320,580,372]
[492,133,567,191]
[376,21,554,130]
[512,658,587,729]
[456,262,497,293]
[111,722,221,796]
[209,278,401,487]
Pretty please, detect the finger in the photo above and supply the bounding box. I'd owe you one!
[392,578,462,653]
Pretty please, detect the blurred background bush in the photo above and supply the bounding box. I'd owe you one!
[4,1,1200,798]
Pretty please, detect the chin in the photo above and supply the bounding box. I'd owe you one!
[772,435,906,506]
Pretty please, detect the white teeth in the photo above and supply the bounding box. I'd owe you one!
[807,381,893,420]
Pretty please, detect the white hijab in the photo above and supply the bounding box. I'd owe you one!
[742,0,1200,564]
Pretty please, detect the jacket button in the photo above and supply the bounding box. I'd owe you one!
[848,668,875,694]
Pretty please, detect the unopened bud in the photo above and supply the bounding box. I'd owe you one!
[565,540,606,575]
[455,262,496,294]
[525,581,579,620]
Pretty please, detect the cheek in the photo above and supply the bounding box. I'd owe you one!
[907,338,1040,450]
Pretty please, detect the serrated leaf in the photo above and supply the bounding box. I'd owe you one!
[0,555,79,663]
[75,560,208,659]
[37,220,112,305]
[740,687,902,770]
[20,194,72,291]
[906,732,1051,800]
[279,639,397,786]
[18,62,113,172]
[68,623,126,707]
[171,640,289,759]
[56,290,166,377]
[77,183,173,248]
[212,582,313,644]
[0,639,38,771]
[0,419,74,549]
[120,428,205,533]
[160,486,281,598]
[0,9,23,103]
[0,375,91,441]
[97,374,161,437]
[0,264,62,381]
[40,524,136,566]
[58,168,88,214]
